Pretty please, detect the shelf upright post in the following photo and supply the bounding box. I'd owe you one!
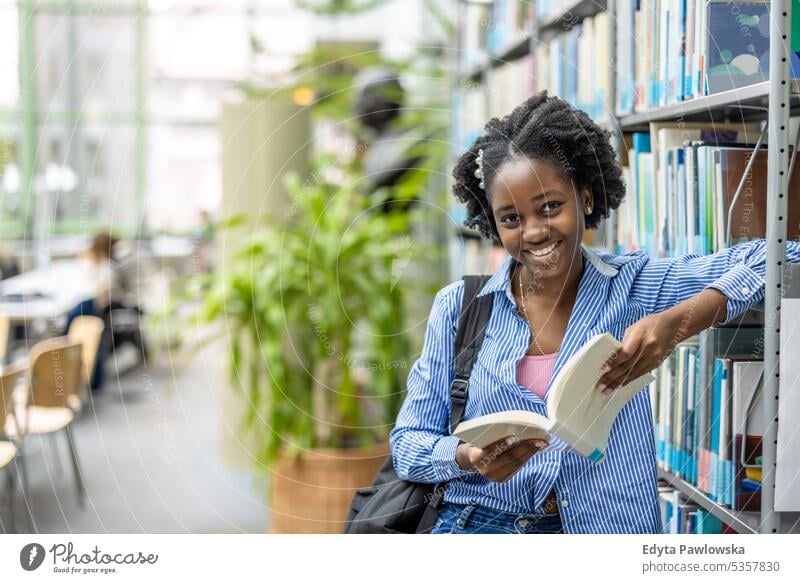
[763,0,792,534]
[19,0,37,265]
[449,0,466,283]
[605,0,618,253]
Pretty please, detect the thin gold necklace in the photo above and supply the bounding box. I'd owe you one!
[517,265,547,356]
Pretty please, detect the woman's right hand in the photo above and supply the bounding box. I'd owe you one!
[455,436,548,482]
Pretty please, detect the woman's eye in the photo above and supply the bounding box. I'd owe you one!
[500,214,519,224]
[542,201,562,213]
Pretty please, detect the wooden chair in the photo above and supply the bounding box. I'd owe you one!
[67,315,105,411]
[4,338,87,510]
[0,361,31,532]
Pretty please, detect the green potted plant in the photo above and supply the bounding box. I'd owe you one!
[195,167,426,532]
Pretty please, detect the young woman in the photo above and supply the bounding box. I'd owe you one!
[389,92,800,534]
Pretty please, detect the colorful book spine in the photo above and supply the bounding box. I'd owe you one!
[615,0,800,110]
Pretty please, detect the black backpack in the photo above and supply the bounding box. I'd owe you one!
[343,275,494,534]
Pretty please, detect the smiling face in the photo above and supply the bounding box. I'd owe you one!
[489,156,592,288]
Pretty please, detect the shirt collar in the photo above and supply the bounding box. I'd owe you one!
[475,244,619,299]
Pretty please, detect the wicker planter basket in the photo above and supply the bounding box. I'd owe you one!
[268,441,389,533]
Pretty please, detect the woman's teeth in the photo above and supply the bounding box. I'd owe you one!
[527,241,559,257]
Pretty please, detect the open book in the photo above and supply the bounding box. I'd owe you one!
[452,333,655,464]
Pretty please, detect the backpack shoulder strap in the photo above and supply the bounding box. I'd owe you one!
[449,275,493,434]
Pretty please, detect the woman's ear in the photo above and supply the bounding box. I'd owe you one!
[582,187,593,215]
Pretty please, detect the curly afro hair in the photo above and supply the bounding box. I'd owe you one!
[452,91,625,244]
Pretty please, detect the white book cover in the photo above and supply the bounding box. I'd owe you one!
[776,298,800,511]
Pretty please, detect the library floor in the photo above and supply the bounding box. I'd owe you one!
[11,341,268,534]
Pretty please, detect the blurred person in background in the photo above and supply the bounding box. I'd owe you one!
[64,231,115,390]
[353,66,427,214]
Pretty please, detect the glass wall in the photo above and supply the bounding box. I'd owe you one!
[1,0,310,239]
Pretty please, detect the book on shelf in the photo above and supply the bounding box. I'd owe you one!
[648,122,760,256]
[657,488,728,533]
[534,0,570,24]
[453,333,654,463]
[453,86,488,151]
[533,10,610,121]
[695,509,724,534]
[618,124,800,258]
[487,0,533,55]
[654,344,701,483]
[617,132,652,253]
[450,84,487,229]
[713,146,800,244]
[704,0,769,95]
[615,0,800,115]
[652,331,767,513]
[486,55,534,118]
[615,0,636,114]
[459,0,491,72]
[776,296,800,511]
[458,0,532,69]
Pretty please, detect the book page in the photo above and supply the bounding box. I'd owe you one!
[452,410,553,450]
[547,333,655,462]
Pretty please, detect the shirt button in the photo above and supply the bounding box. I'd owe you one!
[561,500,569,508]
[741,286,750,294]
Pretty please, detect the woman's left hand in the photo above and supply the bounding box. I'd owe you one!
[596,310,681,395]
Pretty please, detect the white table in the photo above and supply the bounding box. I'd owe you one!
[0,261,101,324]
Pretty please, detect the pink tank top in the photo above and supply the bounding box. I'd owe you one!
[516,352,559,399]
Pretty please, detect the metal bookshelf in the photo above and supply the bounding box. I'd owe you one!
[616,80,800,130]
[459,0,607,81]
[451,0,799,534]
[536,0,607,35]
[465,31,533,82]
[604,0,794,535]
[762,0,792,535]
[657,469,760,534]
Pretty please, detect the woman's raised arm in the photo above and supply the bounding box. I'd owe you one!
[599,239,800,393]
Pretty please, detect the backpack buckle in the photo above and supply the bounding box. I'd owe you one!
[450,378,469,401]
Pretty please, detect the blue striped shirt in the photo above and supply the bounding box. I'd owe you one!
[389,239,800,534]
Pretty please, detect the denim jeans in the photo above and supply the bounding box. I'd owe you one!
[430,501,565,534]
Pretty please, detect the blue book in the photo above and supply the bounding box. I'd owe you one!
[705,1,770,95]
[684,347,697,485]
[664,500,674,534]
[696,510,723,534]
[677,0,687,101]
[692,346,702,485]
[677,147,685,256]
[709,359,724,502]
[632,133,652,252]
[679,347,690,478]
[696,144,712,254]
[615,0,637,114]
[665,149,675,257]
[718,360,731,505]
[677,148,687,255]
[741,478,762,492]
